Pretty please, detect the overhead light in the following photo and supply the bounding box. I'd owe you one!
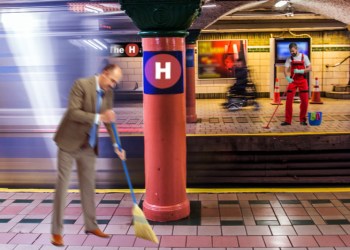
[83,40,103,50]
[203,3,216,8]
[203,0,216,8]
[85,4,104,13]
[93,39,108,50]
[275,0,288,8]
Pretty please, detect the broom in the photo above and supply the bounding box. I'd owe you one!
[111,123,159,244]
[263,74,294,129]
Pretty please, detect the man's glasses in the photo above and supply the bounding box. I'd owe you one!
[109,77,118,84]
[104,74,119,85]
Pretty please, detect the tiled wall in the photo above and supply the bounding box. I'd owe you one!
[247,48,270,94]
[313,49,350,92]
[275,47,350,94]
[198,31,350,97]
[109,57,143,91]
[108,30,350,97]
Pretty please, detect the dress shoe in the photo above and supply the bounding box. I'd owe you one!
[51,234,64,246]
[281,121,291,126]
[300,121,308,126]
[85,228,110,238]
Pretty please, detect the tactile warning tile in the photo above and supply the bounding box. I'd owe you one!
[264,116,279,122]
[250,116,263,123]
[222,117,234,123]
[209,118,220,123]
[331,115,349,121]
[322,115,335,121]
[236,117,249,123]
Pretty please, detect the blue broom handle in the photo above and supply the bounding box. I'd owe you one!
[111,123,138,204]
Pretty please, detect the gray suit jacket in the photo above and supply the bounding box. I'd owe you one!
[54,76,115,154]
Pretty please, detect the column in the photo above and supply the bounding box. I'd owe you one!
[185,30,200,123]
[120,0,203,222]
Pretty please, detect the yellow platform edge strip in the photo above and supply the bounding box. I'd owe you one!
[1,187,350,193]
[187,131,350,137]
[113,132,350,137]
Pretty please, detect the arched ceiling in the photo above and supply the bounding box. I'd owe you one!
[292,0,350,25]
[0,0,348,39]
[193,0,349,33]
[191,1,267,29]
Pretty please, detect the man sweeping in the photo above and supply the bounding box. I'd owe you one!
[281,42,312,126]
[51,64,126,246]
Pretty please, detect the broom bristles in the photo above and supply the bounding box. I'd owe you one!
[132,204,159,244]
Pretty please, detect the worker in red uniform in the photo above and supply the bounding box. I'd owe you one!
[281,42,312,126]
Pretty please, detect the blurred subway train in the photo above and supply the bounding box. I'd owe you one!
[1,2,350,189]
[0,2,143,189]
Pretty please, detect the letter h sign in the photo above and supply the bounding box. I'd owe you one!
[143,51,183,95]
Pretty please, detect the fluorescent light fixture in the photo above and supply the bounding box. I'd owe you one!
[203,0,216,8]
[275,0,288,8]
[83,39,100,50]
[203,3,216,8]
[93,39,108,49]
[85,4,104,13]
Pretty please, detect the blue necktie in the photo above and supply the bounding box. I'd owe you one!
[88,90,104,147]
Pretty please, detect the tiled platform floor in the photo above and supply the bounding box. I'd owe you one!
[115,98,350,135]
[1,191,350,249]
[0,98,349,134]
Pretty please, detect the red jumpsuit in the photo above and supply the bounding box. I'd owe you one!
[285,54,309,124]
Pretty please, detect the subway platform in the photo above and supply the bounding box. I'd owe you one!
[1,189,350,249]
[113,98,350,135]
[0,98,350,249]
[0,97,349,134]
[1,97,349,187]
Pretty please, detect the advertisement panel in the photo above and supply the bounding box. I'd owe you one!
[197,40,247,79]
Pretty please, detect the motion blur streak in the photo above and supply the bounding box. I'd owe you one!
[1,11,60,126]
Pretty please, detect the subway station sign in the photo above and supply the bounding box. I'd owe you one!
[110,43,142,57]
[143,51,183,95]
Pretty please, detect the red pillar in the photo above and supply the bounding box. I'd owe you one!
[142,37,190,222]
[186,43,198,123]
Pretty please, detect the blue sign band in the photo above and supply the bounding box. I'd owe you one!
[186,48,194,68]
[143,51,184,95]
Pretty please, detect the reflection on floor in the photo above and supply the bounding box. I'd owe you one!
[1,190,350,249]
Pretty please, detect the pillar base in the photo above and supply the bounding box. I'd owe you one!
[143,199,190,222]
[186,114,198,123]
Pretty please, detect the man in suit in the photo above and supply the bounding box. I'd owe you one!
[51,64,126,246]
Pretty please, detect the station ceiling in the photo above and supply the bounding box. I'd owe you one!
[0,0,349,40]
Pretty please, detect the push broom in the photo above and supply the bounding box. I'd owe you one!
[263,74,294,129]
[111,123,159,244]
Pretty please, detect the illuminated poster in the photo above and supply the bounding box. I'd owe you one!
[197,40,248,79]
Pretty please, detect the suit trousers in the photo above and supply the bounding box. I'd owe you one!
[51,147,98,235]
